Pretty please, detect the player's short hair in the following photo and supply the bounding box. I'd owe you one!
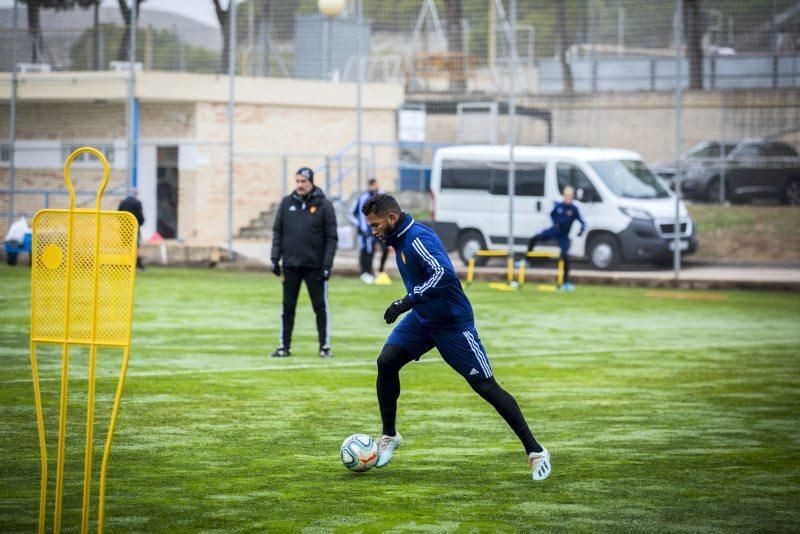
[562,186,575,196]
[362,193,401,217]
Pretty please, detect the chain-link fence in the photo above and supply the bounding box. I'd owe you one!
[1,0,798,267]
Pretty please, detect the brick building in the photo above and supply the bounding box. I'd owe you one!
[0,72,404,244]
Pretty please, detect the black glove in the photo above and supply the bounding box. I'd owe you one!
[271,262,281,277]
[320,267,331,281]
[384,295,413,324]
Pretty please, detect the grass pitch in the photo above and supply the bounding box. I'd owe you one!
[1,265,799,532]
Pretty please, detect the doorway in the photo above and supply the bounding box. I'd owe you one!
[157,146,179,239]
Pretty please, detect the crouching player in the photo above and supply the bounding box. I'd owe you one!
[362,194,550,481]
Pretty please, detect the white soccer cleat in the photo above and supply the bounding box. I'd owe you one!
[360,272,375,284]
[375,433,403,468]
[529,447,551,481]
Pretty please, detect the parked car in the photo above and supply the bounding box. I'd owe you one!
[429,145,697,270]
[652,139,800,204]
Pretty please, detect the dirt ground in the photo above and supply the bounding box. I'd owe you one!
[688,204,800,263]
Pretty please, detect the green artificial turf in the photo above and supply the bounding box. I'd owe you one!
[1,265,799,532]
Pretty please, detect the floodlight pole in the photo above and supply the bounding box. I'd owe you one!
[356,0,364,194]
[8,0,18,227]
[127,0,138,192]
[227,0,237,258]
[673,0,683,278]
[507,0,517,260]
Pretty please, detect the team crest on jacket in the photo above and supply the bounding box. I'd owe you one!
[401,252,406,264]
[310,206,317,214]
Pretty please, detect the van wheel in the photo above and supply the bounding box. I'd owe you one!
[588,235,620,270]
[457,231,487,267]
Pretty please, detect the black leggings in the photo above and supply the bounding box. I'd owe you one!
[359,242,391,275]
[280,266,329,349]
[376,344,542,454]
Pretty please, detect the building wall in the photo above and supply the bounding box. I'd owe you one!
[189,102,398,244]
[0,72,404,241]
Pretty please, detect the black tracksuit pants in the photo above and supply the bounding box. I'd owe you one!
[280,266,330,350]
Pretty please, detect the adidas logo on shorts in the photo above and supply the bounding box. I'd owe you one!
[469,368,479,375]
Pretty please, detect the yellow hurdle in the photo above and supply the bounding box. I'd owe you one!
[517,251,565,289]
[30,147,138,534]
[465,249,515,288]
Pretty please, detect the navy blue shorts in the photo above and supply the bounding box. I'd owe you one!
[535,227,571,254]
[386,312,493,382]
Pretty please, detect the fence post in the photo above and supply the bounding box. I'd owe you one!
[650,59,656,91]
[282,155,287,198]
[325,156,331,193]
[8,0,19,228]
[710,55,716,90]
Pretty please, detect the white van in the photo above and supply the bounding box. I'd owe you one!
[429,145,697,270]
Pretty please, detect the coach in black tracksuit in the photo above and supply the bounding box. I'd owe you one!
[270,167,338,358]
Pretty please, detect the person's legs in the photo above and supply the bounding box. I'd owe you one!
[303,267,330,352]
[526,234,540,253]
[364,237,376,276]
[434,325,549,478]
[376,313,434,467]
[136,231,144,271]
[558,237,573,289]
[278,267,303,351]
[358,248,369,275]
[376,344,415,436]
[378,243,390,272]
[469,377,542,455]
[527,227,559,266]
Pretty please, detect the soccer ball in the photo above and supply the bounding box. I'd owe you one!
[340,434,378,472]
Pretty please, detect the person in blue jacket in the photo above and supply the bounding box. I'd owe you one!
[349,178,390,283]
[527,186,587,291]
[362,194,551,481]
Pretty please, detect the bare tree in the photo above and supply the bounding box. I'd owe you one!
[21,0,97,63]
[683,0,703,90]
[213,0,232,74]
[254,0,270,76]
[443,0,465,93]
[555,0,574,93]
[116,0,145,61]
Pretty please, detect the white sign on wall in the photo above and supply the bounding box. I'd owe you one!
[398,109,427,142]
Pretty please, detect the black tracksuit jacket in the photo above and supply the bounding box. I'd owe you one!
[271,187,338,270]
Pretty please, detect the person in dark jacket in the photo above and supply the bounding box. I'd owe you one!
[118,189,145,271]
[361,194,550,481]
[270,167,338,358]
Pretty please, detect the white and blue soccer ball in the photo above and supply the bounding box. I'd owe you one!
[340,434,378,472]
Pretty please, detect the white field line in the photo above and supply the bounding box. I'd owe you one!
[3,338,798,384]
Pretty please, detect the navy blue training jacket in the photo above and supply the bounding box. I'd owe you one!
[550,201,587,238]
[384,214,474,329]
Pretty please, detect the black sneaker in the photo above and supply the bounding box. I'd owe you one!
[270,347,291,358]
[319,347,333,358]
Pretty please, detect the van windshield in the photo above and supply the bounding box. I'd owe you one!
[588,160,671,199]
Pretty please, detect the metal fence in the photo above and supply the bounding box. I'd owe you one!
[1,0,799,270]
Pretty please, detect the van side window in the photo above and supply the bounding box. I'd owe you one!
[557,163,601,202]
[490,162,545,196]
[441,160,492,191]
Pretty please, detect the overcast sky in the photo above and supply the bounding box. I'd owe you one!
[0,0,229,28]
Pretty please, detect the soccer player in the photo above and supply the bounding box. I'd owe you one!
[526,186,587,291]
[349,178,383,284]
[362,194,551,481]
